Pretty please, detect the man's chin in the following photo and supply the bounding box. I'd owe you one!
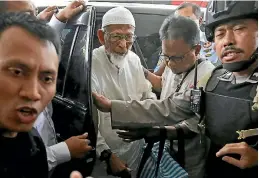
[10,124,34,133]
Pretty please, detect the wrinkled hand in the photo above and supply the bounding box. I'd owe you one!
[117,126,162,143]
[65,133,92,158]
[37,6,56,21]
[216,142,258,169]
[56,0,85,22]
[92,92,112,112]
[108,153,131,177]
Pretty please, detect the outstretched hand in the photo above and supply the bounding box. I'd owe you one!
[37,6,57,21]
[56,0,85,22]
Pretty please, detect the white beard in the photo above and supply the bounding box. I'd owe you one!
[107,52,128,68]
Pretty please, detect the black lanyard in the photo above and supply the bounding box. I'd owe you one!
[175,59,202,92]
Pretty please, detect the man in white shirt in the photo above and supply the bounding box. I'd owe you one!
[91,6,156,178]
[154,2,219,76]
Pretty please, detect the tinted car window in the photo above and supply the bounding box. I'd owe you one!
[64,25,90,105]
[57,25,77,95]
[93,19,102,49]
[133,13,167,70]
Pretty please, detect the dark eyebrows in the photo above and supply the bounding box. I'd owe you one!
[215,20,246,32]
[3,59,57,76]
[215,26,224,32]
[4,59,31,71]
[41,70,57,76]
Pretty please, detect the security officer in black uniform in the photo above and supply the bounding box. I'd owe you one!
[203,0,258,177]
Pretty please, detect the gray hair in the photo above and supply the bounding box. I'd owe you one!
[175,2,202,19]
[159,14,200,47]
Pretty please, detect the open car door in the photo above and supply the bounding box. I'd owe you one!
[51,6,97,178]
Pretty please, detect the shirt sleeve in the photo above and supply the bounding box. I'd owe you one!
[110,63,215,131]
[48,15,66,34]
[34,108,56,146]
[46,142,71,171]
[111,89,195,129]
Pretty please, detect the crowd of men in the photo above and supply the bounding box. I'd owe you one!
[0,0,257,178]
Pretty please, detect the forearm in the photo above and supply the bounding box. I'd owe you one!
[111,95,195,129]
[48,14,66,34]
[143,67,162,91]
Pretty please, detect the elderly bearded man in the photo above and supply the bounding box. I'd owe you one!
[91,6,157,178]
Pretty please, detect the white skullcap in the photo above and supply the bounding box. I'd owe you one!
[102,6,135,28]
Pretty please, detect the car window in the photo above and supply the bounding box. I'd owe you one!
[57,25,77,95]
[63,25,90,105]
[93,13,168,70]
[133,13,167,70]
[93,19,102,49]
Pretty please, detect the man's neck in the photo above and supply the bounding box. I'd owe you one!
[233,61,258,77]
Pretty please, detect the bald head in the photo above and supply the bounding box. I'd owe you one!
[0,0,36,16]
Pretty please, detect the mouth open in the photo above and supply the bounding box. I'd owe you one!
[222,51,242,62]
[17,107,38,124]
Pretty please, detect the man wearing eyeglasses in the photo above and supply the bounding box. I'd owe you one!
[91,6,156,178]
[92,14,215,178]
[153,2,219,77]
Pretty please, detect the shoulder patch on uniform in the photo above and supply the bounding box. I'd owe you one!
[249,72,258,81]
[219,72,232,80]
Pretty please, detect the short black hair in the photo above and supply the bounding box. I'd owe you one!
[0,12,61,57]
[176,2,202,19]
[159,14,200,47]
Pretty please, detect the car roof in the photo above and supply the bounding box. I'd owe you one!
[89,2,177,16]
[35,1,205,18]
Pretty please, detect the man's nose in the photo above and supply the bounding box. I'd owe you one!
[19,78,41,101]
[223,30,236,47]
[118,39,127,49]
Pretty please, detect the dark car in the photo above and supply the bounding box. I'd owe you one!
[38,2,175,177]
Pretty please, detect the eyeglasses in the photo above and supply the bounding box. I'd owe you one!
[105,32,137,43]
[159,47,196,63]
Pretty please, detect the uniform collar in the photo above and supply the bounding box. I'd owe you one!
[218,70,258,84]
